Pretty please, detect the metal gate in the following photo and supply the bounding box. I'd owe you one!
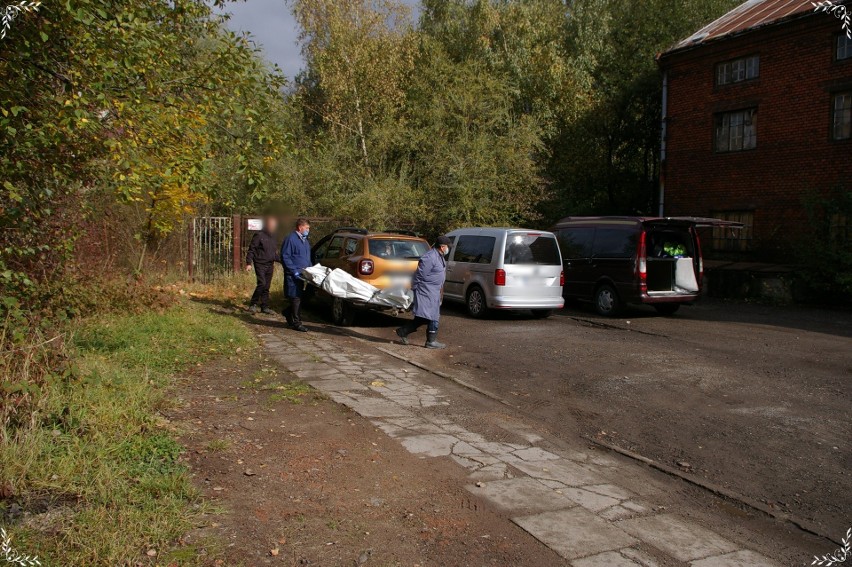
[189,216,234,282]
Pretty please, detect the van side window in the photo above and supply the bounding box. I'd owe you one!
[558,228,594,259]
[592,228,637,258]
[453,236,496,264]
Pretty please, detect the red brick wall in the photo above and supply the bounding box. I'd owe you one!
[659,14,852,258]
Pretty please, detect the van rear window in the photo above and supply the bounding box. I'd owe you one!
[504,234,561,265]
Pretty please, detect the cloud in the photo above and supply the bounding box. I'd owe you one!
[220,0,420,80]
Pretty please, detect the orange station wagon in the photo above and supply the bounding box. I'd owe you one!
[311,228,430,325]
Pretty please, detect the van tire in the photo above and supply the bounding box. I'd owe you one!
[594,284,621,317]
[332,297,356,326]
[466,286,488,319]
[653,304,680,316]
[531,309,553,319]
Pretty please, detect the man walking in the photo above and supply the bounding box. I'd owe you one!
[280,218,312,332]
[395,235,452,349]
[245,216,279,315]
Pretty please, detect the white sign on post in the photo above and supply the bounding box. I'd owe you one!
[247,218,263,231]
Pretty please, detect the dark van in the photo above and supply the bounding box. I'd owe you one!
[552,217,738,316]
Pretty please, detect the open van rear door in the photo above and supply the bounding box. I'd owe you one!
[646,217,744,229]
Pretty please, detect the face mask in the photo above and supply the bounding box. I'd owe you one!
[441,246,449,256]
[301,229,310,237]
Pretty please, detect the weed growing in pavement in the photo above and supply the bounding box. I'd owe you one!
[267,381,315,405]
[0,301,252,565]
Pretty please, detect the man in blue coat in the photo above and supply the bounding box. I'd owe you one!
[280,218,312,332]
[395,235,452,349]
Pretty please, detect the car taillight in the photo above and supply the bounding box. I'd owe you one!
[560,270,565,286]
[695,231,704,287]
[359,259,374,275]
[637,230,647,291]
[494,269,506,286]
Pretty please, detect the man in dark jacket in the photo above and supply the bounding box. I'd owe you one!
[280,218,312,332]
[395,235,451,349]
[246,216,279,314]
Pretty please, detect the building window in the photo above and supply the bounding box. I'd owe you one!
[715,108,757,152]
[716,55,759,85]
[838,34,852,61]
[711,211,754,251]
[833,92,852,140]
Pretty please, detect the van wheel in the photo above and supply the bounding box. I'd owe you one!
[594,284,621,317]
[466,286,488,319]
[653,304,680,316]
[332,297,356,326]
[531,309,553,319]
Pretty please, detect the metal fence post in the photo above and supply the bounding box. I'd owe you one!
[188,218,195,282]
[232,214,242,274]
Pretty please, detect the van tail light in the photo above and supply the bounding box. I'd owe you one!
[695,230,704,287]
[359,259,374,275]
[494,269,506,286]
[560,270,565,286]
[637,230,647,292]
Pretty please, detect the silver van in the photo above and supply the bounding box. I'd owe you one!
[443,228,564,319]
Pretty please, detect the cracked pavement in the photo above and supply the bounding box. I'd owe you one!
[259,328,796,566]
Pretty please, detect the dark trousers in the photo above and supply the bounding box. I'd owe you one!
[284,297,302,326]
[250,262,275,308]
[402,316,439,334]
[283,274,304,326]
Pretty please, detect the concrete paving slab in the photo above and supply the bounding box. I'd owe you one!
[690,550,781,567]
[585,484,634,500]
[621,548,661,567]
[468,463,511,481]
[307,378,366,391]
[513,508,637,560]
[560,486,622,512]
[617,514,738,562]
[513,447,560,461]
[571,551,640,567]
[600,505,634,521]
[400,434,459,457]
[467,477,576,513]
[344,397,413,418]
[512,459,601,486]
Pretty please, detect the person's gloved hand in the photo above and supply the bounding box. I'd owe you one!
[293,270,302,280]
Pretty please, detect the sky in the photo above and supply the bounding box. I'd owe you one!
[221,0,421,80]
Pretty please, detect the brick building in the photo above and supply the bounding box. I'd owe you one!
[657,0,851,258]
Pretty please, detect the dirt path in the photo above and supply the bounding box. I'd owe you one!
[168,328,562,566]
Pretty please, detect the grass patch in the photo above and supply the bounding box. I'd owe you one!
[205,439,232,452]
[267,381,315,405]
[0,301,252,566]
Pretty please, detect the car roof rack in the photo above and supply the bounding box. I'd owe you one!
[383,229,419,237]
[333,227,368,235]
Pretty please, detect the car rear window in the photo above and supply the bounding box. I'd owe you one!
[504,233,561,265]
[368,239,428,260]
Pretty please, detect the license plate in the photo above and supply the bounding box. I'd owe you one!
[389,275,411,287]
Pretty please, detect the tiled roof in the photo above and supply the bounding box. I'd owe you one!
[664,0,837,54]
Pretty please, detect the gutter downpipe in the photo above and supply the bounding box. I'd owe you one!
[658,70,668,217]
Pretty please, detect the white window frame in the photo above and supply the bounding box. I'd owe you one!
[716,55,760,86]
[837,34,852,61]
[833,92,852,140]
[715,108,757,152]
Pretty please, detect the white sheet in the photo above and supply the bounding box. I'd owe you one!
[674,258,699,292]
[302,264,413,310]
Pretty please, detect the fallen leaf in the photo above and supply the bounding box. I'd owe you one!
[270,548,279,556]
